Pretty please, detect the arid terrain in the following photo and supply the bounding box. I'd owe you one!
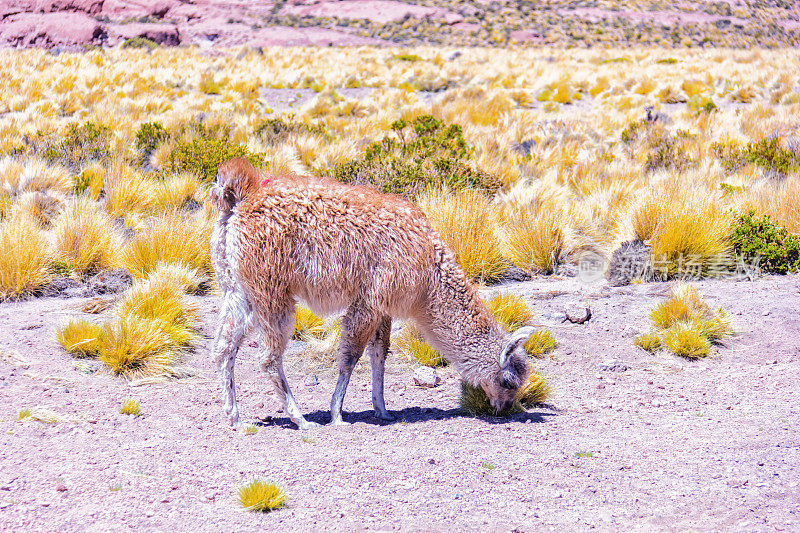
[1,4,800,530]
[1,0,799,49]
[1,274,799,531]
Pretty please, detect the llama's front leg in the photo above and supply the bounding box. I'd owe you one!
[262,354,320,430]
[368,316,394,421]
[212,291,250,427]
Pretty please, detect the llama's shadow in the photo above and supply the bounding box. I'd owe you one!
[255,405,557,429]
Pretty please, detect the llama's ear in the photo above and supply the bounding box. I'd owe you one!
[499,326,536,368]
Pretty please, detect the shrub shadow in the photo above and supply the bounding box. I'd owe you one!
[256,405,556,429]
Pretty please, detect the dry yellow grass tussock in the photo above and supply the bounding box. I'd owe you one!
[53,197,121,275]
[0,213,53,300]
[56,319,102,358]
[393,325,444,368]
[630,179,734,276]
[145,262,209,295]
[1,158,70,197]
[485,292,534,332]
[121,210,212,279]
[238,480,286,513]
[98,315,176,378]
[417,188,506,283]
[117,276,199,347]
[104,162,157,218]
[154,173,200,210]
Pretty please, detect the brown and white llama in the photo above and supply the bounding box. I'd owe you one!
[209,157,534,429]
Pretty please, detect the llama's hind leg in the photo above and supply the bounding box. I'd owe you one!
[257,311,319,430]
[368,316,394,421]
[212,289,250,428]
[330,309,380,426]
[261,354,319,430]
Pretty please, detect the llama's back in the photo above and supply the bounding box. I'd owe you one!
[234,176,438,319]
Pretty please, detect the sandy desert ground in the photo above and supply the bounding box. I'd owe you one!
[1,273,798,532]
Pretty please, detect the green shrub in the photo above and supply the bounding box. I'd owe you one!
[731,211,800,274]
[620,119,648,144]
[712,141,747,173]
[43,121,111,169]
[656,58,678,64]
[121,37,157,50]
[743,138,797,175]
[687,95,717,114]
[333,115,499,198]
[254,118,320,145]
[392,53,423,62]
[167,138,263,182]
[135,122,169,154]
[645,128,695,173]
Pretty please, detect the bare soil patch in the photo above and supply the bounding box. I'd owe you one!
[1,275,799,531]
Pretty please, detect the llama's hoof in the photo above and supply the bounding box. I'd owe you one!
[374,410,396,421]
[223,411,240,428]
[330,418,351,426]
[296,420,320,430]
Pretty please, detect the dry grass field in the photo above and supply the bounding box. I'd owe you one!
[1,45,799,531]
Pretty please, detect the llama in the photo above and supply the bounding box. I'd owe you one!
[209,157,535,429]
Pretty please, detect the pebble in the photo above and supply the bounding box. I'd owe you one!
[304,374,319,387]
[597,360,630,372]
[412,367,441,388]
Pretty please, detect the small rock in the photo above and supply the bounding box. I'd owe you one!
[563,303,592,324]
[428,458,436,465]
[86,269,133,295]
[727,478,749,488]
[304,374,319,387]
[597,359,629,372]
[511,139,537,155]
[412,367,440,388]
[56,484,67,492]
[146,509,154,517]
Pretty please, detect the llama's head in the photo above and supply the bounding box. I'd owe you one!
[210,157,261,212]
[480,326,535,412]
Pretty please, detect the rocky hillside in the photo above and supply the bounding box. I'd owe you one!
[1,0,798,50]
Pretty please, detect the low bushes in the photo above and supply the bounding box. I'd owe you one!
[333,115,499,198]
[731,211,800,274]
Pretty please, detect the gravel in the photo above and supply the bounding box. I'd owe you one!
[0,274,798,531]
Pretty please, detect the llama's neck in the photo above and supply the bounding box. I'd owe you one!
[419,243,505,386]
